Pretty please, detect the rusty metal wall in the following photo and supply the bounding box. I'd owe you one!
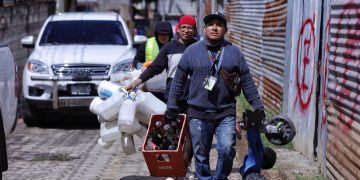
[224,0,360,177]
[282,0,322,158]
[326,0,360,179]
[224,0,288,114]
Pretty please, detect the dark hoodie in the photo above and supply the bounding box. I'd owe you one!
[132,22,173,67]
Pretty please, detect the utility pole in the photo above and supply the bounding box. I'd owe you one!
[211,0,217,12]
[198,0,204,38]
[161,0,166,21]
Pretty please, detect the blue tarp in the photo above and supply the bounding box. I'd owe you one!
[239,127,264,178]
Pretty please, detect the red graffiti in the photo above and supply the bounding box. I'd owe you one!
[294,16,316,112]
[331,1,360,133]
[320,18,331,132]
[336,87,356,134]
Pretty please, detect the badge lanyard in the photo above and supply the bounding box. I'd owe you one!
[203,47,224,91]
[207,47,224,77]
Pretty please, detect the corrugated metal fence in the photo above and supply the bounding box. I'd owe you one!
[224,0,360,178]
[225,0,288,114]
[325,0,360,179]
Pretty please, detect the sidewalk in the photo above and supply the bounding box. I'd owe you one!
[115,136,243,180]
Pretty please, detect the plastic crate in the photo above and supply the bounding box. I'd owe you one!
[142,114,191,177]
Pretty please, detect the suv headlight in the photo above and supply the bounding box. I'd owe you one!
[112,59,132,74]
[27,59,49,74]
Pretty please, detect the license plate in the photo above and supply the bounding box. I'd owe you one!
[70,84,91,95]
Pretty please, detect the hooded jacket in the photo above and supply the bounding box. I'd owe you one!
[132,22,173,67]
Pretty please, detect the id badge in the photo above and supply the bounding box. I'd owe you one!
[204,76,217,91]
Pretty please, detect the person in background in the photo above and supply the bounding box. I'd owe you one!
[165,12,265,179]
[127,15,197,112]
[175,23,180,39]
[132,21,173,69]
[131,21,173,101]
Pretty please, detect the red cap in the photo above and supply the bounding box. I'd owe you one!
[178,15,196,28]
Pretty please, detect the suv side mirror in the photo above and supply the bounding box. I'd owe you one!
[21,36,35,48]
[133,35,147,45]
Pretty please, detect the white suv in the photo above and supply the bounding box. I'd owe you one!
[21,12,146,126]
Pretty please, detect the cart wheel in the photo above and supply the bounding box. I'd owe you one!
[262,147,276,169]
[265,116,296,145]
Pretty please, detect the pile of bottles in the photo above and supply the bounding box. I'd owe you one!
[145,117,182,151]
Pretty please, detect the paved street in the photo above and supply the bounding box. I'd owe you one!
[3,116,242,180]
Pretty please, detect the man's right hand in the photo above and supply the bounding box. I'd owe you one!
[164,109,179,125]
[240,109,266,130]
[125,78,142,91]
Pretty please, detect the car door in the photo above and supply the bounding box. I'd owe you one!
[0,44,18,136]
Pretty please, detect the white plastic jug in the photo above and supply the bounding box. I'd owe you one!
[100,121,120,142]
[118,116,144,135]
[120,132,136,155]
[89,97,103,114]
[134,123,147,138]
[135,90,166,124]
[97,80,122,99]
[97,115,106,123]
[97,138,114,149]
[90,91,125,121]
[118,93,136,133]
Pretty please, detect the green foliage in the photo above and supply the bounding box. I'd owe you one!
[260,134,294,150]
[236,94,275,118]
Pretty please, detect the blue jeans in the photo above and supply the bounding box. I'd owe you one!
[189,116,236,180]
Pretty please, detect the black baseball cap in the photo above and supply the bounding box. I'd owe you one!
[203,12,227,27]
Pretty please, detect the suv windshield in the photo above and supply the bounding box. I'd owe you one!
[39,20,129,45]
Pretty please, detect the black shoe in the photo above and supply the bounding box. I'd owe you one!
[262,147,277,169]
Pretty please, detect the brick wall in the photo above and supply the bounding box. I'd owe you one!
[0,0,56,70]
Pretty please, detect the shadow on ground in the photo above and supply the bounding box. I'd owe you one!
[119,168,241,180]
[36,111,99,129]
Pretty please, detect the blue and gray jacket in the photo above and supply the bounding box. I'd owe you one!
[167,38,264,120]
[139,38,197,101]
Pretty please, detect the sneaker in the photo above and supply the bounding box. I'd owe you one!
[165,178,175,180]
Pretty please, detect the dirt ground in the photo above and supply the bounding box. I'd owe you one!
[235,131,322,180]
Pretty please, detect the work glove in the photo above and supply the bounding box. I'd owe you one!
[164,109,179,126]
[240,109,266,130]
[254,108,266,121]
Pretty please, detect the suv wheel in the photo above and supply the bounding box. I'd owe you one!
[21,96,43,127]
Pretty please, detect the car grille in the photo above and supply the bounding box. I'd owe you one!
[51,64,110,77]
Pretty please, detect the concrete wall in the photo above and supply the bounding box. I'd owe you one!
[0,0,56,71]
